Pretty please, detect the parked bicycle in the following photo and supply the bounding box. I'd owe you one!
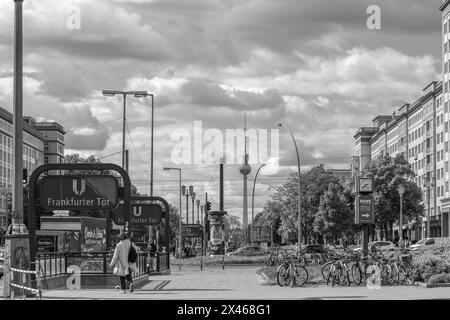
[276,253,309,287]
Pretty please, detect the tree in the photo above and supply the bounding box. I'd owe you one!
[224,214,243,243]
[256,165,350,244]
[64,154,111,175]
[363,154,423,241]
[314,182,353,244]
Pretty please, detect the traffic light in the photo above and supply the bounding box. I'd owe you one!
[206,201,211,212]
[23,168,28,184]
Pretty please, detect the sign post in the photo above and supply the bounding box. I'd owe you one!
[355,177,374,255]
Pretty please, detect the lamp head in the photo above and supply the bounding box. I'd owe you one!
[189,185,194,194]
[181,185,186,195]
[102,89,120,97]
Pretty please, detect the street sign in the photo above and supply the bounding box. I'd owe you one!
[355,194,375,224]
[113,203,163,226]
[181,224,203,237]
[40,175,119,210]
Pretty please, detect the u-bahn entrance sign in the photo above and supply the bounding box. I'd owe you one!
[40,175,119,210]
[113,203,163,225]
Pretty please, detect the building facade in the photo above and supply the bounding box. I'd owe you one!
[352,2,450,241]
[354,81,447,241]
[0,107,65,231]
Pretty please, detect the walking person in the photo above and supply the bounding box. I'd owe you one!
[110,233,139,293]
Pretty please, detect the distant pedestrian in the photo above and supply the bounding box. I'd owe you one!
[110,233,139,294]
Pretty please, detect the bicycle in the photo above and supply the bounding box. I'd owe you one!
[326,252,351,287]
[276,253,309,287]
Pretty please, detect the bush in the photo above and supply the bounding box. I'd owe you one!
[427,273,450,285]
[412,252,450,282]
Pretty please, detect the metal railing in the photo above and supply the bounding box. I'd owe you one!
[36,251,149,278]
[1,260,42,300]
[430,215,442,222]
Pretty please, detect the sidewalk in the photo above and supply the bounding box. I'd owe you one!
[34,266,450,300]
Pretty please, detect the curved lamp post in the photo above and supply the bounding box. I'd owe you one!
[277,123,302,247]
[251,163,266,225]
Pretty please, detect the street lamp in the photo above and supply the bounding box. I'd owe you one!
[134,92,155,196]
[398,184,405,247]
[251,163,266,244]
[191,192,196,224]
[182,185,190,224]
[278,123,302,247]
[163,167,182,270]
[101,90,149,171]
[196,199,201,224]
[423,178,434,238]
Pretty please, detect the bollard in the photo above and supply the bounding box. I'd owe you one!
[222,256,225,270]
[200,257,203,271]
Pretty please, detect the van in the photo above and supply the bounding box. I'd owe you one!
[409,237,450,251]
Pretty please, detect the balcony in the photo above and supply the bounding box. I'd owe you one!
[426,163,432,171]
[426,129,433,137]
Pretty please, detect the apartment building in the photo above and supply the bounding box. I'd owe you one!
[354,80,447,241]
[352,2,450,241]
[0,107,65,232]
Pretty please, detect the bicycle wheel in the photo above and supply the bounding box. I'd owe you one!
[396,264,407,285]
[340,267,351,286]
[322,261,333,280]
[381,264,392,286]
[389,263,401,285]
[326,265,334,286]
[294,266,309,286]
[276,264,289,287]
[351,263,362,285]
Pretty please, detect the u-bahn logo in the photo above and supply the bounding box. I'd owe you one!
[72,179,86,195]
[133,206,142,217]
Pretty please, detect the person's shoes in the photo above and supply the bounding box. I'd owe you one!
[120,290,126,294]
[115,285,120,289]
[129,282,134,293]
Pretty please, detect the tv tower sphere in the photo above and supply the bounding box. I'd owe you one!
[239,163,251,176]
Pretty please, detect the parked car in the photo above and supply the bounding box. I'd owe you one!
[353,241,397,252]
[226,245,267,256]
[409,237,450,251]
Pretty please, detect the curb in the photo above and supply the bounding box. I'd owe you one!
[415,282,450,288]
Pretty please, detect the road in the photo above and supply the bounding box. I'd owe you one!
[12,266,449,300]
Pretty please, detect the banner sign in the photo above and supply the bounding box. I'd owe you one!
[40,176,119,210]
[181,224,203,237]
[80,217,107,252]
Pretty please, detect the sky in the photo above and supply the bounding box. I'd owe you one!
[0,0,444,224]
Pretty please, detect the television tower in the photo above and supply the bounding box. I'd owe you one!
[239,114,251,243]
